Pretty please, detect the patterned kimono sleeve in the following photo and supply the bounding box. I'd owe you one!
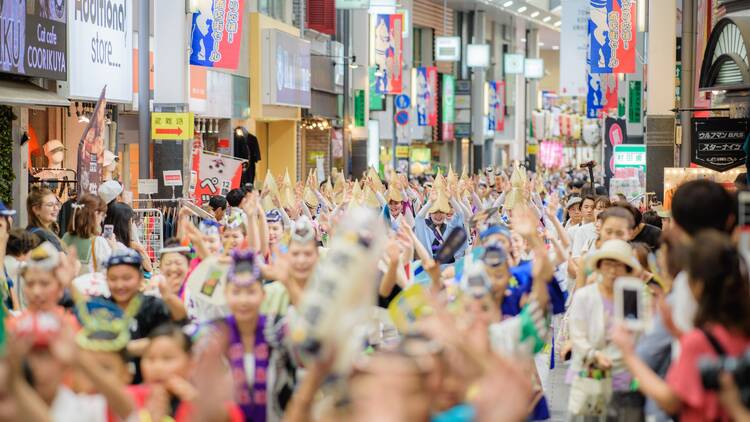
[489,300,549,358]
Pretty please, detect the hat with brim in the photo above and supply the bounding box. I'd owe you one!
[585,239,642,274]
[566,197,583,210]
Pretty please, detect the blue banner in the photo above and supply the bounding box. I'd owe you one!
[588,0,612,74]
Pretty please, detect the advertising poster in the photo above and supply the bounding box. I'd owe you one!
[189,0,245,70]
[0,0,67,80]
[560,0,589,96]
[588,0,636,74]
[441,74,455,141]
[76,87,108,197]
[373,13,403,94]
[416,66,437,126]
[192,149,244,206]
[69,0,132,101]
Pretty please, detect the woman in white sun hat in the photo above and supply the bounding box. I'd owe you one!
[567,239,643,419]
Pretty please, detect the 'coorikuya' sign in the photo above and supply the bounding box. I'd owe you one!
[0,0,67,80]
[69,0,132,102]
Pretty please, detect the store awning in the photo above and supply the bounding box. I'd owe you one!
[0,80,70,107]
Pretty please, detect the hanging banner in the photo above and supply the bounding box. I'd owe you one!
[539,142,564,168]
[191,149,244,206]
[354,90,366,127]
[189,0,245,70]
[586,63,619,118]
[588,0,636,74]
[416,66,437,127]
[489,81,505,131]
[369,66,385,110]
[373,14,403,94]
[441,74,455,141]
[560,0,589,96]
[76,87,108,197]
[603,117,628,190]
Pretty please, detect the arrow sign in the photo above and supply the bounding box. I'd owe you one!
[155,127,183,136]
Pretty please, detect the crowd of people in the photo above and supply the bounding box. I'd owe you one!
[0,163,749,422]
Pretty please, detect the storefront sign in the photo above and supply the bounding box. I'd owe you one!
[628,80,641,123]
[560,0,588,96]
[614,144,646,172]
[369,66,384,111]
[163,170,183,187]
[395,145,409,158]
[354,90,365,127]
[69,0,132,101]
[604,117,628,189]
[441,74,455,142]
[138,179,158,195]
[416,66,437,127]
[0,0,67,80]
[410,147,430,163]
[691,118,749,172]
[189,0,245,70]
[435,36,460,61]
[262,29,311,107]
[373,14,403,94]
[76,87,107,196]
[151,112,195,140]
[588,0,636,74]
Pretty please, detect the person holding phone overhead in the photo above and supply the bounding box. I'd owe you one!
[61,194,114,275]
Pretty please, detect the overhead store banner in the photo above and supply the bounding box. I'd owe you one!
[560,0,588,96]
[373,13,403,94]
[189,0,245,70]
[191,148,244,206]
[416,66,437,127]
[76,87,107,197]
[691,118,749,172]
[589,0,636,74]
[441,74,455,141]
[0,0,67,80]
[69,0,132,102]
[488,81,505,132]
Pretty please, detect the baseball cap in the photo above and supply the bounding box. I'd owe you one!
[99,180,123,205]
[43,140,66,155]
[103,150,119,168]
[565,197,583,209]
[0,201,16,217]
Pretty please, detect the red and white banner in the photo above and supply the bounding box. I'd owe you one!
[191,141,243,206]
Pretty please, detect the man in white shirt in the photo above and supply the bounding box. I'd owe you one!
[570,195,597,258]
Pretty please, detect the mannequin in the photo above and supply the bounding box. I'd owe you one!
[102,150,118,182]
[34,140,70,201]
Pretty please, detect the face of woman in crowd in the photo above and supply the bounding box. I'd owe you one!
[106,265,142,306]
[267,221,284,245]
[430,211,447,226]
[33,194,60,226]
[594,202,607,219]
[567,205,581,224]
[22,267,63,312]
[160,252,189,291]
[288,241,319,281]
[140,336,191,384]
[599,217,632,243]
[225,280,265,323]
[597,259,629,284]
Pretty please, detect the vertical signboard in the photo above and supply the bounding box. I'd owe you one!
[603,117,627,190]
[354,90,365,127]
[441,74,455,141]
[189,0,245,70]
[416,66,437,126]
[487,81,505,132]
[560,0,589,96]
[369,66,384,110]
[628,80,642,123]
[76,87,107,196]
[373,14,403,94]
